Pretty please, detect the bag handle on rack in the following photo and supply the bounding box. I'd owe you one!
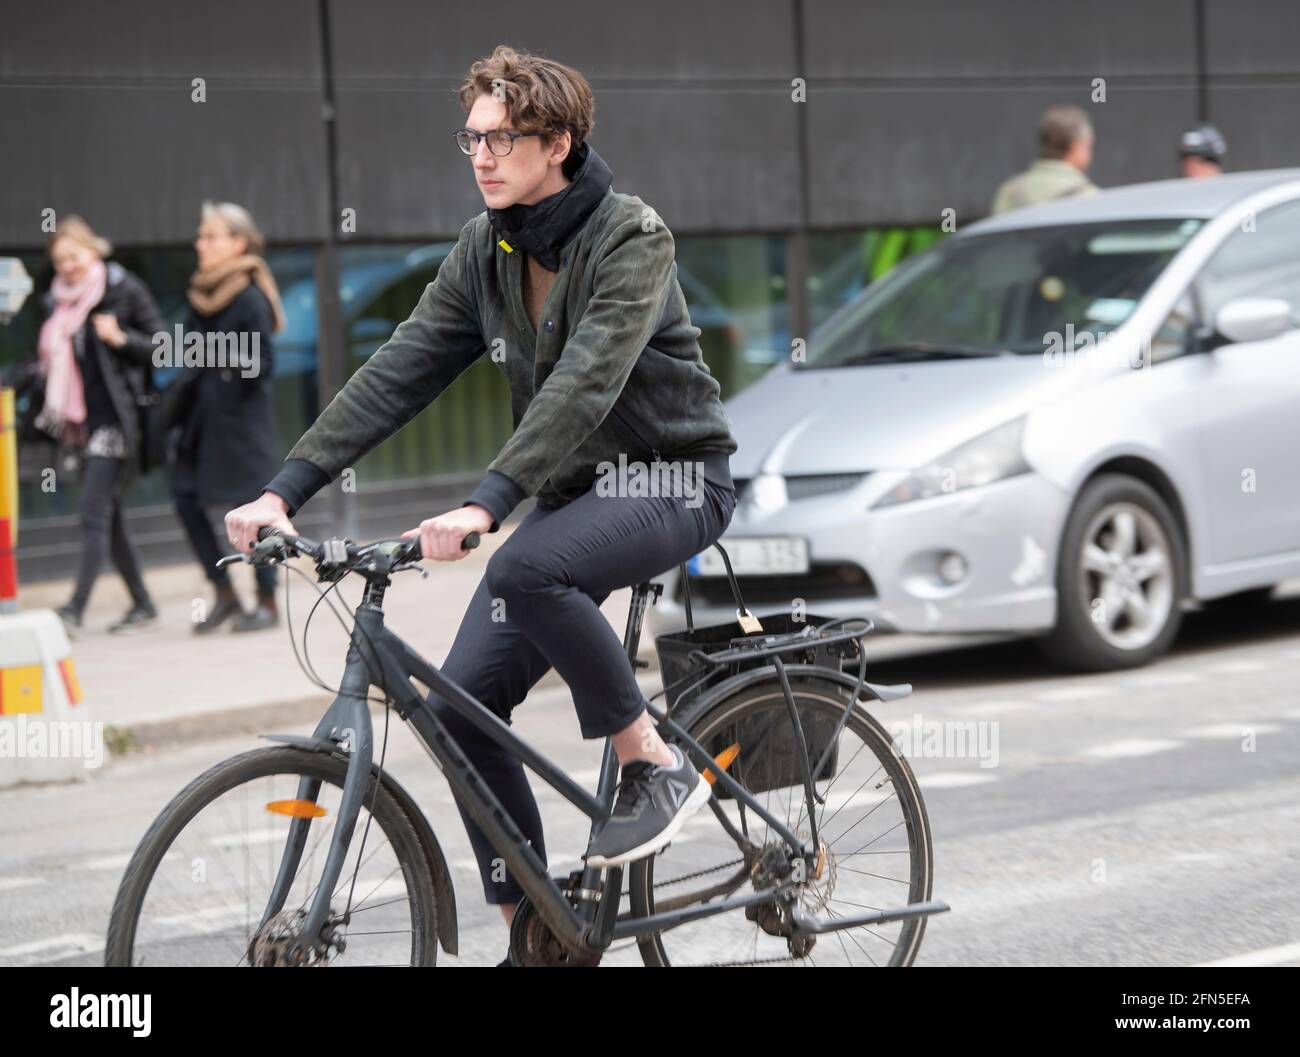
[678,541,762,635]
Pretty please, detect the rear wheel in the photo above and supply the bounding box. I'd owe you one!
[629,675,934,966]
[104,747,438,966]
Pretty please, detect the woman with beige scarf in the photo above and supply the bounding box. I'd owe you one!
[170,201,286,633]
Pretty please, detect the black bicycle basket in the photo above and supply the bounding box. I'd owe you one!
[654,545,862,799]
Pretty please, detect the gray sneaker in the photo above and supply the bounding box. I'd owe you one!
[584,745,710,868]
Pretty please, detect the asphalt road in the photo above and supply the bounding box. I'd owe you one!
[2,591,1297,967]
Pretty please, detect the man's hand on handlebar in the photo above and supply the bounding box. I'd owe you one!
[225,492,297,554]
[402,504,493,561]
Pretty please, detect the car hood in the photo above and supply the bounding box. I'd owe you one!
[725,358,1077,475]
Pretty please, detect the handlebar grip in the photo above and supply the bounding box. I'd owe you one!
[462,531,481,551]
[254,524,320,557]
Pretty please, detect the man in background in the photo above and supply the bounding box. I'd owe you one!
[1179,123,1227,178]
[991,105,1099,214]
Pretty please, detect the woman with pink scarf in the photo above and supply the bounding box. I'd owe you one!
[30,216,166,632]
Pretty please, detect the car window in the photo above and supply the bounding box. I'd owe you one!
[801,218,1204,366]
[1196,197,1300,322]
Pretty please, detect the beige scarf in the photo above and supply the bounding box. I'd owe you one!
[187,254,286,333]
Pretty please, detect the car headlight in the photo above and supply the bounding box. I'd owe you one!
[870,416,1030,509]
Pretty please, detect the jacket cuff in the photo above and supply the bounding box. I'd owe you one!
[263,459,332,518]
[463,470,526,532]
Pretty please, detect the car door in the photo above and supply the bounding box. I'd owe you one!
[1190,196,1300,565]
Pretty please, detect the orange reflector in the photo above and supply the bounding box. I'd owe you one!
[58,657,83,705]
[704,743,741,785]
[266,799,328,819]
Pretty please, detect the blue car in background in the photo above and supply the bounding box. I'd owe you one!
[266,243,747,423]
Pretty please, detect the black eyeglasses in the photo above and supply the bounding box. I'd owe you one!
[453,128,542,157]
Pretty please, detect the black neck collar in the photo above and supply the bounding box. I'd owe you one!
[487,142,614,271]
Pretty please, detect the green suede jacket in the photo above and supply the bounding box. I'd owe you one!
[264,189,737,528]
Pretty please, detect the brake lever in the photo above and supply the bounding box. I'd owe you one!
[216,535,287,570]
[250,535,291,566]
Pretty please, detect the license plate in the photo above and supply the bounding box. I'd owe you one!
[688,537,810,577]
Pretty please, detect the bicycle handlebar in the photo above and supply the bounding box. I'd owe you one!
[242,524,480,576]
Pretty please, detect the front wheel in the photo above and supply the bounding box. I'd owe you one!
[104,747,439,966]
[1036,473,1188,672]
[629,675,935,966]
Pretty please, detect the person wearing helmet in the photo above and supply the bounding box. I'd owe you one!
[1179,123,1227,178]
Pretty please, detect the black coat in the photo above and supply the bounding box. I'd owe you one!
[28,262,165,497]
[168,284,280,508]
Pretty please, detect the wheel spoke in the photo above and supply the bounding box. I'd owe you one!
[1098,576,1126,626]
[1111,509,1137,557]
[1129,548,1168,582]
[1124,586,1153,629]
[1083,542,1113,575]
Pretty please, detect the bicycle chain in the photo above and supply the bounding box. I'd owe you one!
[698,954,807,967]
[651,856,747,888]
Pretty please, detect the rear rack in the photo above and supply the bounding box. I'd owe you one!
[687,617,873,669]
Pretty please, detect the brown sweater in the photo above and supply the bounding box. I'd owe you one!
[521,253,558,332]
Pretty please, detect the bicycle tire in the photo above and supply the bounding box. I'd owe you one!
[629,673,935,966]
[104,746,439,966]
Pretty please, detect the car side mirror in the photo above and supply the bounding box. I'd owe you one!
[1213,297,1296,345]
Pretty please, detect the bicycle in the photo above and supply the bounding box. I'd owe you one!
[104,524,948,966]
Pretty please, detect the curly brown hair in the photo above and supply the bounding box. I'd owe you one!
[457,44,595,155]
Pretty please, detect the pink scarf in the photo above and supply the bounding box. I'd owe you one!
[36,257,107,442]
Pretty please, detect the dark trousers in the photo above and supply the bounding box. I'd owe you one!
[173,488,277,596]
[427,474,736,905]
[69,455,152,612]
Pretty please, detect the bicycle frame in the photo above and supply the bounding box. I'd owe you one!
[256,571,948,962]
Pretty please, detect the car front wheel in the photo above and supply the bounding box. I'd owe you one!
[1035,473,1187,672]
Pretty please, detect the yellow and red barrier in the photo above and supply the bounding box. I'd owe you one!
[0,386,99,785]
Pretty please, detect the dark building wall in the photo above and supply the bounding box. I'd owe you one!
[804,0,1201,226]
[0,0,331,247]
[328,0,803,237]
[1203,0,1300,171]
[4,0,1298,251]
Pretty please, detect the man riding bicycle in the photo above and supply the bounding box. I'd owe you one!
[224,44,738,956]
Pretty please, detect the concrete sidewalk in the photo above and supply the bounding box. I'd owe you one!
[15,524,660,749]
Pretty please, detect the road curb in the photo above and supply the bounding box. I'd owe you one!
[111,660,660,752]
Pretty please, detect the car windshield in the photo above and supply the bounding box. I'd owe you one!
[799,217,1205,367]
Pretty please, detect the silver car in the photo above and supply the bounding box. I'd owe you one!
[655,169,1300,671]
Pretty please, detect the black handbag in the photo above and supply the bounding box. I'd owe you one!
[135,388,163,473]
[141,369,199,471]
